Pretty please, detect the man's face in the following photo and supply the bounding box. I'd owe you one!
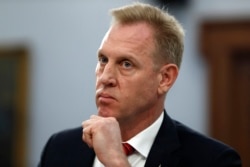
[95,22,161,123]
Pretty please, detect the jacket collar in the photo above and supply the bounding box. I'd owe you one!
[145,111,181,167]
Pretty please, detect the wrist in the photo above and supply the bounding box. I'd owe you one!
[103,154,131,167]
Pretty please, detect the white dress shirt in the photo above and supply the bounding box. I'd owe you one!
[93,112,164,167]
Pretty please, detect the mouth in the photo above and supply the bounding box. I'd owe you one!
[96,92,116,104]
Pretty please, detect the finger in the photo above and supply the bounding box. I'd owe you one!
[82,118,94,128]
[90,115,100,120]
[82,127,93,148]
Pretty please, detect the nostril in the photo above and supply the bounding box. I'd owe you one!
[99,72,116,87]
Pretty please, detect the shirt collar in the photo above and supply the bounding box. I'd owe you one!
[125,112,164,158]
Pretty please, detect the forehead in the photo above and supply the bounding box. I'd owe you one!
[99,22,155,58]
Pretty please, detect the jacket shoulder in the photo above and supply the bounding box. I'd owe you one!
[174,121,241,167]
[50,127,83,143]
[38,127,94,167]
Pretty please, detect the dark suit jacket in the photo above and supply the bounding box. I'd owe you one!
[38,112,241,167]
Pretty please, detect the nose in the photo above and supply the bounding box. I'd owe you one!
[96,63,117,87]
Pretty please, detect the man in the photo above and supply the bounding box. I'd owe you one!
[39,2,241,167]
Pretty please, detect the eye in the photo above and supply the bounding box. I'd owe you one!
[121,60,132,69]
[98,55,108,64]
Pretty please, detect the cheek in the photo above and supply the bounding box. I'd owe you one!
[123,76,158,99]
[95,77,100,87]
[95,64,102,81]
[95,72,102,88]
[141,76,159,97]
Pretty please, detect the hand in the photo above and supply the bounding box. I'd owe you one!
[82,115,130,167]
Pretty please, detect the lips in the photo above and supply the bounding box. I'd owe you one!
[96,91,116,103]
[99,93,114,99]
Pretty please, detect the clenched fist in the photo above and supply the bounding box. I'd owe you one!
[82,115,131,167]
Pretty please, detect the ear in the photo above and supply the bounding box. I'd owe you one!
[157,64,179,95]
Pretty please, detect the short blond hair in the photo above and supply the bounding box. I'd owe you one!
[110,2,185,68]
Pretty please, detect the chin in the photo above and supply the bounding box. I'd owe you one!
[97,109,113,118]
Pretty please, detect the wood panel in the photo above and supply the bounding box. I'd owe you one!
[0,46,28,167]
[200,20,250,167]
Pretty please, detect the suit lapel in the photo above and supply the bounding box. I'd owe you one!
[79,142,95,166]
[144,111,180,167]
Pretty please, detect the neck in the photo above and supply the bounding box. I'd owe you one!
[119,107,163,141]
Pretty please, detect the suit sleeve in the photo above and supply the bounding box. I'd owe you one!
[37,134,56,167]
[210,147,242,167]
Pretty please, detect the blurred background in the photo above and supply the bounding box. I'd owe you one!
[0,0,249,166]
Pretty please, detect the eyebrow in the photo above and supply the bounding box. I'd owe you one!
[97,49,102,57]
